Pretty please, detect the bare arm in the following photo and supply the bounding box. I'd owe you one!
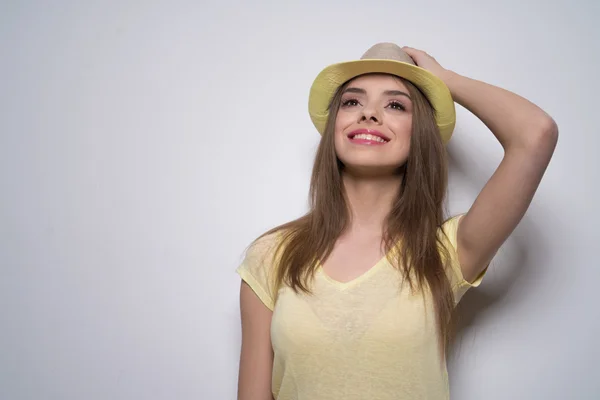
[238,281,274,400]
[445,71,558,282]
[403,47,559,282]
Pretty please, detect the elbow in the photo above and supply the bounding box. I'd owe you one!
[522,115,559,154]
[538,115,559,145]
[535,115,559,146]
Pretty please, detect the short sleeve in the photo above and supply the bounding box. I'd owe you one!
[439,214,488,305]
[236,232,281,311]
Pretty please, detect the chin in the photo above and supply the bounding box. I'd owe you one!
[336,142,408,166]
[339,153,407,169]
[340,159,406,176]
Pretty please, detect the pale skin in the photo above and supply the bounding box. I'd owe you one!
[237,47,558,399]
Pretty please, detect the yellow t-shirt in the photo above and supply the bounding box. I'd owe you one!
[236,214,486,400]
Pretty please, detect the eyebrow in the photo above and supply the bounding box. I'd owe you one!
[342,87,412,100]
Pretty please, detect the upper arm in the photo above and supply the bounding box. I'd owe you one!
[457,123,558,283]
[238,280,274,400]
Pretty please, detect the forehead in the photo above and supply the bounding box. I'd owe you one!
[346,73,409,92]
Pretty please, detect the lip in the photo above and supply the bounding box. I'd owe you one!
[347,129,390,141]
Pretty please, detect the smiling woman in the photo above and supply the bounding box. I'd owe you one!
[334,74,427,177]
[235,43,558,400]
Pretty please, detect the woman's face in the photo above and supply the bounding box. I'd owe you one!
[334,73,413,175]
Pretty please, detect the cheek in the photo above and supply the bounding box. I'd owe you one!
[389,117,413,157]
[334,111,352,132]
[333,130,345,154]
[391,115,413,138]
[334,113,352,144]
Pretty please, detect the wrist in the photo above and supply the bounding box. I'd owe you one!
[440,69,462,93]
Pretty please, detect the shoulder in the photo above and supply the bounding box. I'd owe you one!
[238,229,286,285]
[237,230,285,311]
[438,213,465,246]
[437,213,486,302]
[435,213,464,272]
[244,230,284,265]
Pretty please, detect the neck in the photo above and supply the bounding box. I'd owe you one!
[342,171,403,235]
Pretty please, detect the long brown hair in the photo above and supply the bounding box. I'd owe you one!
[257,73,456,355]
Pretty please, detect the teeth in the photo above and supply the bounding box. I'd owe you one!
[352,133,387,143]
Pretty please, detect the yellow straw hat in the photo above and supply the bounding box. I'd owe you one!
[308,42,456,144]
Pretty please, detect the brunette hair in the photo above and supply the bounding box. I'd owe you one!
[256,74,457,356]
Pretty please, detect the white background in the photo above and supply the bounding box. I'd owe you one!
[1,1,599,399]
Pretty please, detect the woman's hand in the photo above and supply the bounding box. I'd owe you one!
[402,46,456,86]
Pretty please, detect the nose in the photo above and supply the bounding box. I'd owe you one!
[359,107,381,124]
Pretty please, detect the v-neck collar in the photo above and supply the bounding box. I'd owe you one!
[316,253,392,291]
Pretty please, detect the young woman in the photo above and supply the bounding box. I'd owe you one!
[235,43,558,400]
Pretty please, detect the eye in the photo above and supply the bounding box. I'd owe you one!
[341,98,360,107]
[387,101,406,111]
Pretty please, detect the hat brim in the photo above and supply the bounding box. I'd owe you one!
[308,59,456,144]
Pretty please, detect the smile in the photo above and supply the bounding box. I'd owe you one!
[347,129,390,145]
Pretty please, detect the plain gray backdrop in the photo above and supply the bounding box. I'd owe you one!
[1,0,599,399]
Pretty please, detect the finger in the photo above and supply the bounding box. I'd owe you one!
[402,46,423,53]
[401,47,417,59]
[401,47,420,63]
[402,47,426,61]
